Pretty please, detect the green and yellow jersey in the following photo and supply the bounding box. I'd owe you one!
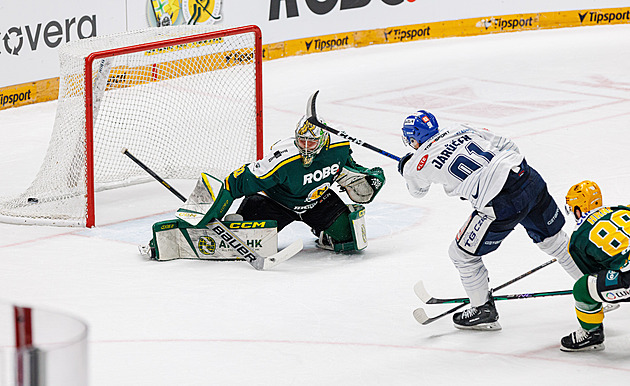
[225,137,354,212]
[569,205,630,274]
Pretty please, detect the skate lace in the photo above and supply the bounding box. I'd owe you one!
[573,328,589,343]
[461,307,479,319]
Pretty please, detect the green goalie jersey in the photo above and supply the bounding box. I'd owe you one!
[225,137,355,212]
[568,205,630,274]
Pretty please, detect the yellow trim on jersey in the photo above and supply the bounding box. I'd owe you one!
[329,141,350,149]
[576,307,604,324]
[257,155,303,179]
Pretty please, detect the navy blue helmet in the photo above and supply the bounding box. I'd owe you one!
[401,110,439,147]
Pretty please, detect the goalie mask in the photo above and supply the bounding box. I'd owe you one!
[565,180,603,221]
[402,110,439,149]
[295,115,330,167]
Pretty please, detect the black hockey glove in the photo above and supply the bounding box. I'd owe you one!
[398,153,413,176]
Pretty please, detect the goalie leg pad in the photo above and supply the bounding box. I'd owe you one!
[176,173,234,227]
[317,204,368,252]
[149,218,278,261]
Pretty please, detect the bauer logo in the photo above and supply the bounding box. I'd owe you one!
[0,85,35,108]
[0,15,96,56]
[269,0,410,21]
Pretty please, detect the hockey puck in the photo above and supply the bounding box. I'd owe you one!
[27,197,39,204]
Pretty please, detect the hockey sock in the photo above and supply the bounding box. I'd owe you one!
[573,275,603,330]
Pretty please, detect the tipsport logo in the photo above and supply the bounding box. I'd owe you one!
[385,26,431,42]
[476,16,535,31]
[269,0,416,21]
[0,87,35,107]
[146,0,222,27]
[578,10,630,24]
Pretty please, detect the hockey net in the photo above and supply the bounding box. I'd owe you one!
[0,25,263,227]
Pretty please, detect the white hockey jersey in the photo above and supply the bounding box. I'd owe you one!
[402,124,524,210]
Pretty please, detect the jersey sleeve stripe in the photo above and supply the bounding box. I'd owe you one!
[329,141,350,149]
[256,155,302,180]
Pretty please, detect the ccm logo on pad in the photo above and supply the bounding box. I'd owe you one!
[417,154,429,171]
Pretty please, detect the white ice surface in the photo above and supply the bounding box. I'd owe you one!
[1,25,630,385]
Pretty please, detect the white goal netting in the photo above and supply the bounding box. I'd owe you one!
[0,25,262,227]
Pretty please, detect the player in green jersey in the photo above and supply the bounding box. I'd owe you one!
[561,180,630,351]
[225,115,385,252]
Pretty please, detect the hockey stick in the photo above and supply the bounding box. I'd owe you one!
[413,289,572,325]
[415,258,558,304]
[413,258,557,325]
[122,148,186,202]
[419,288,572,305]
[306,90,402,161]
[122,148,302,270]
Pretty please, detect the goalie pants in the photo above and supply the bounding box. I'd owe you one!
[236,190,350,234]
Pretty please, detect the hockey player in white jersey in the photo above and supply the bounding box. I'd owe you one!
[398,110,582,330]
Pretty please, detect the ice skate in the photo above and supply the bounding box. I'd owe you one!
[138,243,156,260]
[560,325,605,352]
[453,297,501,330]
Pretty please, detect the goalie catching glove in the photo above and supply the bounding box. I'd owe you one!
[335,161,385,204]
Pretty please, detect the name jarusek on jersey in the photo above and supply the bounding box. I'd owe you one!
[431,134,473,169]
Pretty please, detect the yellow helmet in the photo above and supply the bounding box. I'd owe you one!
[565,180,602,219]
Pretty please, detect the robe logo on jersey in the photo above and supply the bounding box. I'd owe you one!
[303,164,340,184]
[417,154,429,171]
[198,236,216,255]
[306,183,331,202]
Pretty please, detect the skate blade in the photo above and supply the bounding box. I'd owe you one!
[560,343,605,352]
[603,303,620,313]
[454,321,502,331]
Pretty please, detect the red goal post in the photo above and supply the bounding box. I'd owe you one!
[0,25,263,227]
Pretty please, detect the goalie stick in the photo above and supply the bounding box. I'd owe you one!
[306,90,402,162]
[413,257,558,325]
[122,148,302,270]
